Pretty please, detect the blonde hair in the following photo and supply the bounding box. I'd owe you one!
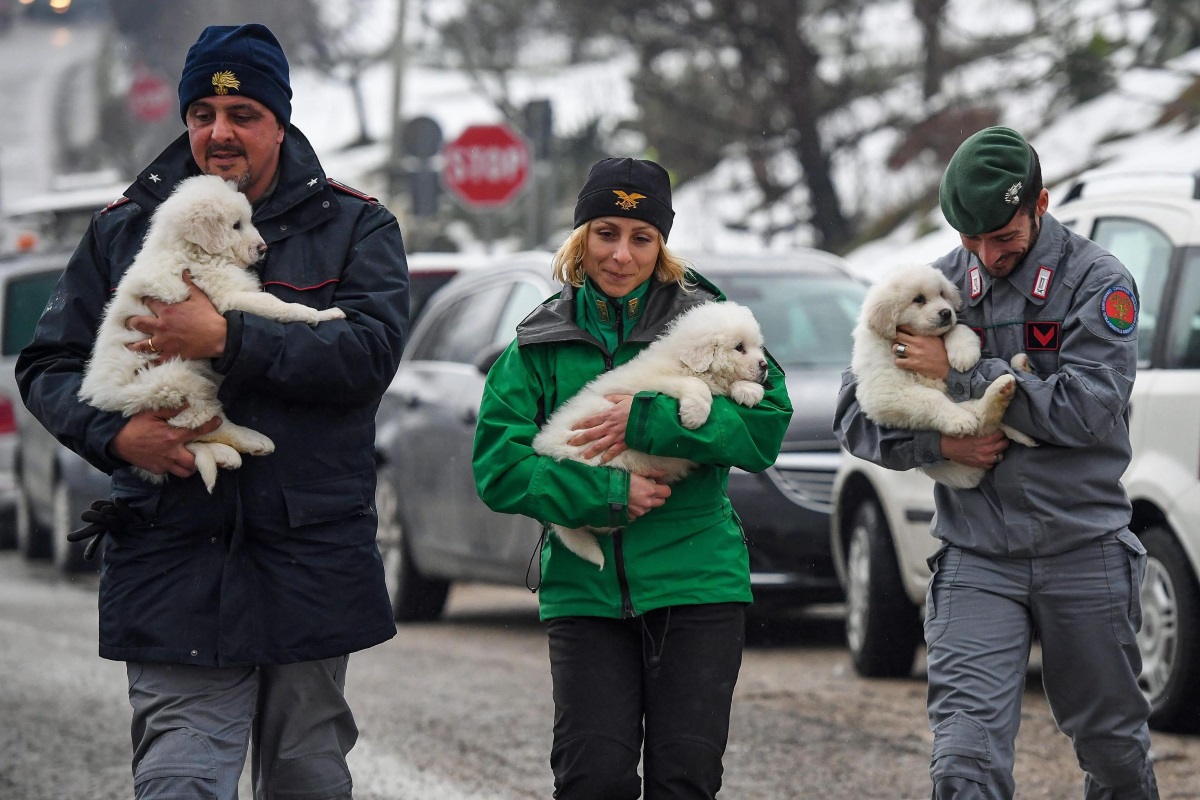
[551,220,690,288]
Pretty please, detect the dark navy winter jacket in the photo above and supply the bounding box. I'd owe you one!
[16,128,409,665]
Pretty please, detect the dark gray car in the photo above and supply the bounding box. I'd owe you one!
[374,249,866,621]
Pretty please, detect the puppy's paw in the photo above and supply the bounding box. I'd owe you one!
[1011,353,1034,373]
[991,373,1017,400]
[731,381,765,407]
[678,393,713,430]
[316,307,346,323]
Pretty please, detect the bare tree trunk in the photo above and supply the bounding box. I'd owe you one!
[914,0,950,100]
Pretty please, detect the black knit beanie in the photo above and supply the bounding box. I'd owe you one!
[178,24,292,127]
[573,158,675,241]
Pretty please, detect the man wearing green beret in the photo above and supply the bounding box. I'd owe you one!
[835,126,1158,798]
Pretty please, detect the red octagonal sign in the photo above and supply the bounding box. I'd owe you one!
[442,123,531,209]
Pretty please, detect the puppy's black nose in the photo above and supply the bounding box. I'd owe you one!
[938,308,953,325]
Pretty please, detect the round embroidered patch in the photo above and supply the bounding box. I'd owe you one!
[1102,286,1137,334]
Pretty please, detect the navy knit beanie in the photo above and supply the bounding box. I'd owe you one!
[574,158,675,241]
[178,24,292,127]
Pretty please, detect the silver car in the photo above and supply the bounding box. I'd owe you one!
[375,249,866,621]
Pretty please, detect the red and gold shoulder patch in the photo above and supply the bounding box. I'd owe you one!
[1102,286,1137,335]
[101,196,132,213]
[328,179,378,204]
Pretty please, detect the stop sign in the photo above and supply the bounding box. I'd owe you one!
[441,124,531,208]
[127,70,174,123]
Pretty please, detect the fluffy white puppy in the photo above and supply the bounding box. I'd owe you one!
[851,263,1036,489]
[80,174,345,491]
[533,301,768,568]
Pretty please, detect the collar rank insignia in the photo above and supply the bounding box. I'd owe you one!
[212,70,240,95]
[595,299,610,322]
[1025,321,1060,351]
[1102,286,1137,335]
[613,190,644,210]
[1032,266,1053,299]
[1004,182,1023,205]
[627,297,640,319]
[969,267,982,299]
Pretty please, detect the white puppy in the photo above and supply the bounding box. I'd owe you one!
[80,174,345,492]
[851,263,1036,489]
[533,301,768,568]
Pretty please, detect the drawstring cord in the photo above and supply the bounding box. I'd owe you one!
[525,525,547,593]
[640,607,672,669]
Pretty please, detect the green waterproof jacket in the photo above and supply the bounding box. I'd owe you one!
[472,270,793,620]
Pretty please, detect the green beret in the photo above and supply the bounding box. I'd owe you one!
[940,126,1034,235]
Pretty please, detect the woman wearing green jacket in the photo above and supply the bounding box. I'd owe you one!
[472,158,792,799]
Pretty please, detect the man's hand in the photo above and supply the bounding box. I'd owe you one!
[627,469,671,520]
[893,328,951,381]
[110,405,222,478]
[940,430,1009,470]
[569,394,634,463]
[125,272,227,360]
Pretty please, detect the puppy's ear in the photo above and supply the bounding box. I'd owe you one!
[680,338,718,373]
[941,273,963,310]
[863,287,898,339]
[185,197,232,255]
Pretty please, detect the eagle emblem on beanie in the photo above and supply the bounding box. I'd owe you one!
[211,70,240,95]
[613,190,645,210]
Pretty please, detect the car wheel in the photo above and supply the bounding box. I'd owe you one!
[375,467,449,622]
[844,498,923,677]
[1137,526,1200,733]
[15,481,50,559]
[49,478,93,573]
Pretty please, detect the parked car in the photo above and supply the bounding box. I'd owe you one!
[0,251,69,551]
[375,249,867,621]
[11,248,489,572]
[830,170,1200,733]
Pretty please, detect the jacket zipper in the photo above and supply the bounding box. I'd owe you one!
[614,530,635,618]
[612,301,634,617]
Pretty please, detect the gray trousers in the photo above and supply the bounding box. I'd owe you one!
[925,531,1159,800]
[126,656,357,800]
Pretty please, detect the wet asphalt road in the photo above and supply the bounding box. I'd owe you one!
[2,552,1198,799]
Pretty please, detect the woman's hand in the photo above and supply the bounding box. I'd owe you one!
[627,469,670,520]
[568,394,633,462]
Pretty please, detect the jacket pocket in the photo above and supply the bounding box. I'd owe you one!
[1109,528,1147,641]
[282,472,370,528]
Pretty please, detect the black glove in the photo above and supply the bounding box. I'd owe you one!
[68,498,137,560]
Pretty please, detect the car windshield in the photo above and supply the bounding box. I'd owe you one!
[714,271,865,370]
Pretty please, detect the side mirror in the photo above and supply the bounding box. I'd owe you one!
[473,342,508,375]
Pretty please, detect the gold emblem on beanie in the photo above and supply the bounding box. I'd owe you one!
[613,190,645,210]
[1004,181,1023,206]
[211,70,241,95]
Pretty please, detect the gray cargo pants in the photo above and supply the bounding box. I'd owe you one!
[924,531,1158,799]
[126,656,356,800]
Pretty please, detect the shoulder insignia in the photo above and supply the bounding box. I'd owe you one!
[328,179,378,204]
[1101,286,1137,335]
[101,196,132,214]
[1032,266,1053,300]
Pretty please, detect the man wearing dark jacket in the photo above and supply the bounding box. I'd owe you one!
[16,23,409,800]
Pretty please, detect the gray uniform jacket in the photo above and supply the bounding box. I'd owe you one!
[835,213,1138,557]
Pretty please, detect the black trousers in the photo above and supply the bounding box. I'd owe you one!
[546,603,746,800]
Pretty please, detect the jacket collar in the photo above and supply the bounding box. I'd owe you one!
[517,269,725,347]
[123,125,336,241]
[965,213,1067,308]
